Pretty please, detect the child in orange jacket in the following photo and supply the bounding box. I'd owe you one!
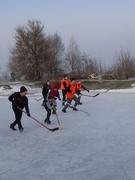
[62,78,80,113]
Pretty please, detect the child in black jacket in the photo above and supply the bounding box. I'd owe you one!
[8,86,31,132]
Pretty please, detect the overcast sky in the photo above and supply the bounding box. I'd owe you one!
[1,0,135,71]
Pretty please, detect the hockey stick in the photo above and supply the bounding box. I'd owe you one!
[17,107,59,132]
[79,109,90,116]
[92,88,109,93]
[0,169,12,175]
[34,97,43,102]
[55,112,64,129]
[67,103,90,116]
[101,88,109,93]
[81,93,99,98]
[55,112,61,127]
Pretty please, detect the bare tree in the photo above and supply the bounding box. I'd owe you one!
[45,33,65,78]
[65,36,81,75]
[80,53,105,78]
[112,50,135,79]
[8,20,59,80]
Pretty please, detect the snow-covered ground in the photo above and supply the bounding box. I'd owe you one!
[1,85,135,180]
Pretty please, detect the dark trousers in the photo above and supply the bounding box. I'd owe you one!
[11,107,23,129]
[44,104,51,120]
[77,90,81,102]
[62,90,67,102]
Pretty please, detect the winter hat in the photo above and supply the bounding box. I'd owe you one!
[64,74,68,78]
[52,83,58,90]
[46,79,50,83]
[20,86,27,92]
[71,78,75,81]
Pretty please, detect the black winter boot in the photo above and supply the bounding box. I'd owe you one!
[19,127,24,132]
[10,124,16,131]
[73,108,78,111]
[78,102,82,105]
[62,101,65,106]
[47,119,51,124]
[44,118,48,123]
[62,109,66,113]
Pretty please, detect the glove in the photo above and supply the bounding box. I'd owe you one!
[12,102,17,108]
[52,105,57,111]
[50,103,53,106]
[52,105,57,114]
[87,90,89,93]
[27,112,31,117]
[42,99,47,106]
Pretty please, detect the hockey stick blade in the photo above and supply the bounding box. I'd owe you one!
[49,127,59,131]
[34,97,43,101]
[104,89,109,93]
[93,93,99,97]
[93,89,109,93]
[81,93,99,98]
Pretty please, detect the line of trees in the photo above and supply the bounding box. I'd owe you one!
[7,19,135,81]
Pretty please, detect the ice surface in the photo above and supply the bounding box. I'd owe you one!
[1,86,135,180]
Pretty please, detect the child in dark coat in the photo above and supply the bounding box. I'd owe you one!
[49,83,61,114]
[8,86,31,132]
[42,80,52,106]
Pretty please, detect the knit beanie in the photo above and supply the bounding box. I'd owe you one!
[71,78,75,81]
[20,86,27,92]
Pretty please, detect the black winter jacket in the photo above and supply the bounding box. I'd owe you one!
[8,92,30,114]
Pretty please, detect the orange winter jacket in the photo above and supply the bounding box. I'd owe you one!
[76,82,89,92]
[76,82,82,90]
[66,82,77,99]
[60,79,69,90]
